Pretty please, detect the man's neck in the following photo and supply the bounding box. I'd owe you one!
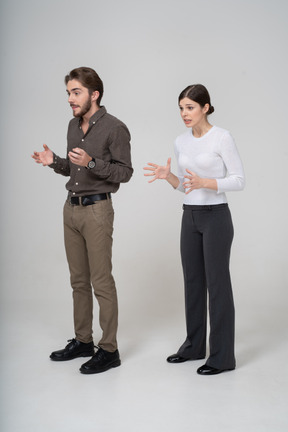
[82,105,100,126]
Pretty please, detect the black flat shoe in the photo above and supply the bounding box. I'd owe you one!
[80,347,121,374]
[167,353,205,363]
[50,339,95,361]
[167,354,189,363]
[197,364,235,375]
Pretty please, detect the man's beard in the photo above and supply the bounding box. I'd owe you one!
[73,97,92,118]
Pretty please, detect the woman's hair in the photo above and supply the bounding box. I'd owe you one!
[64,67,104,105]
[178,84,214,115]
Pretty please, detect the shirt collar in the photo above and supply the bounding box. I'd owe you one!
[78,106,107,127]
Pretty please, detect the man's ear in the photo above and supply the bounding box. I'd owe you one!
[91,91,100,103]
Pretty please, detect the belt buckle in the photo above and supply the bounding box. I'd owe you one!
[82,196,91,206]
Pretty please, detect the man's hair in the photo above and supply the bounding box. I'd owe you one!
[65,67,104,106]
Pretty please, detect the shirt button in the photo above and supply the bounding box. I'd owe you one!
[93,122,95,124]
[78,168,81,171]
[81,139,84,142]
[76,183,78,185]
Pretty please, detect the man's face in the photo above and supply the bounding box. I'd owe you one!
[66,79,92,118]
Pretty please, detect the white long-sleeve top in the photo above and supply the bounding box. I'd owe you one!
[174,126,245,205]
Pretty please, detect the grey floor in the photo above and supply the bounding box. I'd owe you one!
[1,296,287,432]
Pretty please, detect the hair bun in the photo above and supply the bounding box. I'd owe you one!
[209,105,215,114]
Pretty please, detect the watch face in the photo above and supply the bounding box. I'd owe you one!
[88,160,96,169]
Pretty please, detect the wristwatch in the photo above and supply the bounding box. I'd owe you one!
[87,158,96,169]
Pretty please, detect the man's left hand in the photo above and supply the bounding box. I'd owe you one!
[68,148,92,167]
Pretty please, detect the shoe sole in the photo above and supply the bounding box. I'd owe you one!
[79,359,121,374]
[50,350,95,362]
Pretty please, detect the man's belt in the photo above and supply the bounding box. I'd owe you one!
[68,193,111,206]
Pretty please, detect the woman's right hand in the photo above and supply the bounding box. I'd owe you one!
[143,158,172,183]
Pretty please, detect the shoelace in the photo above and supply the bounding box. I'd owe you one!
[66,338,77,346]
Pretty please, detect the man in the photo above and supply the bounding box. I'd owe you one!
[32,67,133,374]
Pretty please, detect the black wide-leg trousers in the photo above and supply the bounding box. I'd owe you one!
[178,203,236,370]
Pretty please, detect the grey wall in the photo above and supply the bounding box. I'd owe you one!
[1,0,287,338]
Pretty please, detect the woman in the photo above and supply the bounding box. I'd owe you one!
[144,84,245,375]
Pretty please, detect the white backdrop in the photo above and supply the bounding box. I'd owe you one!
[1,0,287,366]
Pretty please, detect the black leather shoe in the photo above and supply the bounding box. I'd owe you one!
[80,347,121,374]
[167,354,189,363]
[50,339,95,361]
[197,364,235,375]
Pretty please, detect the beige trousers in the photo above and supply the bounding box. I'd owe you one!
[63,198,118,352]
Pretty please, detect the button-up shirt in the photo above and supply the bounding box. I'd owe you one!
[49,106,133,196]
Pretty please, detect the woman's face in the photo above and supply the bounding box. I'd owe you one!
[179,97,209,128]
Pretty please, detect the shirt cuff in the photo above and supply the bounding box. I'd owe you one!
[48,153,58,169]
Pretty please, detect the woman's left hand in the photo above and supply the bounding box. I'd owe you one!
[183,169,204,194]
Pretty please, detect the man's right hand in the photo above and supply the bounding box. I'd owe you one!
[32,144,54,166]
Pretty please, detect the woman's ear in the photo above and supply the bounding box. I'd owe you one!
[203,103,210,114]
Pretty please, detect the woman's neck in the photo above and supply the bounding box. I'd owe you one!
[192,121,213,138]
